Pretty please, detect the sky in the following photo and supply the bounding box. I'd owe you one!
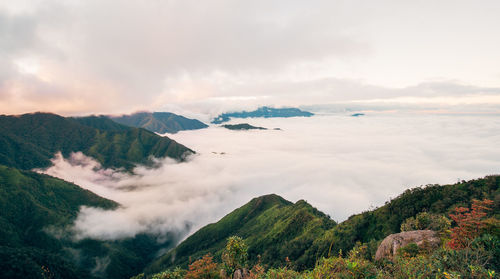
[41,114,500,241]
[1,0,500,116]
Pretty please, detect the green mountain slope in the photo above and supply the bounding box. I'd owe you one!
[147,176,500,274]
[0,165,113,278]
[310,175,500,260]
[110,112,208,134]
[0,112,193,171]
[146,194,337,274]
[0,165,178,279]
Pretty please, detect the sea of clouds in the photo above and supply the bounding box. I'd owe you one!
[41,112,500,242]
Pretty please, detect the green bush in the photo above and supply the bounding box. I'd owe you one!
[151,267,185,279]
[380,245,498,279]
[222,236,248,276]
[396,243,419,258]
[264,267,302,279]
[400,212,451,232]
[311,256,378,279]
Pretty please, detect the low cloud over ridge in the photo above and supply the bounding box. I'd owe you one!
[41,114,500,241]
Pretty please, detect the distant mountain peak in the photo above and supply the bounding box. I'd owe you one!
[110,111,208,134]
[222,123,267,130]
[212,106,314,124]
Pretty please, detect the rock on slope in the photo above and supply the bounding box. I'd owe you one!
[374,230,441,260]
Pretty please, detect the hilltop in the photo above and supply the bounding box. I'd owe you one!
[110,112,208,134]
[212,107,313,124]
[146,194,336,274]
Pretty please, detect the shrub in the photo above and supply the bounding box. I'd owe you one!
[380,246,498,279]
[186,254,220,279]
[400,212,451,232]
[311,255,378,279]
[448,199,493,249]
[151,267,185,279]
[248,263,266,279]
[396,243,419,258]
[264,267,302,279]
[222,236,248,276]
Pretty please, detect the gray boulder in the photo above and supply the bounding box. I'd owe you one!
[375,230,441,261]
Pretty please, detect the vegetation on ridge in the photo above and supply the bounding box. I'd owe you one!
[143,197,499,279]
[0,165,179,279]
[148,176,499,277]
[146,194,336,274]
[0,113,193,171]
[110,112,208,134]
[212,107,314,124]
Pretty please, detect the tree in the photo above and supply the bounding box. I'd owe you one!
[400,212,451,232]
[221,236,248,276]
[448,199,493,249]
[185,254,219,279]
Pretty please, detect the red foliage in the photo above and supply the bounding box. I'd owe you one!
[447,199,493,249]
[185,254,219,279]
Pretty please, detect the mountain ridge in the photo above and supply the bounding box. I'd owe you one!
[110,112,208,134]
[146,194,336,274]
[147,176,500,274]
[0,112,194,171]
[212,106,314,124]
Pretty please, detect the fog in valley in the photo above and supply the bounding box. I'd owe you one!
[41,112,500,242]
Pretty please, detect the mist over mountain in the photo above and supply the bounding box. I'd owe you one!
[147,176,499,275]
[1,1,500,277]
[14,113,492,278]
[0,165,180,279]
[110,112,208,134]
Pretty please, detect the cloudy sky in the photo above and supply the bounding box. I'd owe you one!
[1,0,500,116]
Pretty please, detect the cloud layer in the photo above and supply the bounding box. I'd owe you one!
[41,114,500,241]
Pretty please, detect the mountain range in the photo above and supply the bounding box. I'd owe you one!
[0,112,196,278]
[110,112,208,134]
[211,107,314,124]
[0,113,193,171]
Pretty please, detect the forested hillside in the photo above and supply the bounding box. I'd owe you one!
[147,176,500,276]
[0,165,180,279]
[110,112,208,134]
[0,113,193,171]
[146,194,336,274]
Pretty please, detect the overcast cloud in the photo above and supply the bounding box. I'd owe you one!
[1,0,500,116]
[40,114,500,241]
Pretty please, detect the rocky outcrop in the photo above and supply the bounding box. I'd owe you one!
[375,230,441,261]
